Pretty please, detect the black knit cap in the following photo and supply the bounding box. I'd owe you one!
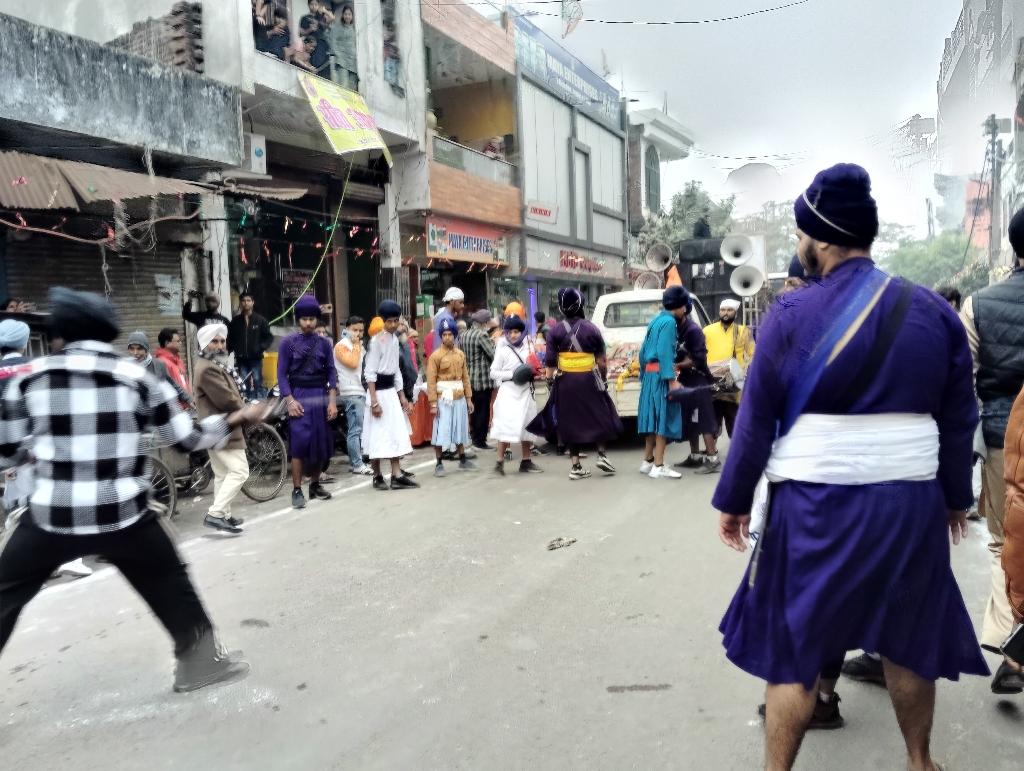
[48,287,120,343]
[1009,207,1024,257]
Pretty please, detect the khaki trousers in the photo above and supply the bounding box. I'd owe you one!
[207,448,249,519]
[980,448,1014,649]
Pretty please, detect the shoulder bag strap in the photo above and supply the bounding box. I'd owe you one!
[831,278,914,413]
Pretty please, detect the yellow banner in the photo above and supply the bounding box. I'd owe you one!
[298,73,392,166]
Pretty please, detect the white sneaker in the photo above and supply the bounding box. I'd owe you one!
[639,460,654,474]
[648,465,682,480]
[59,558,93,578]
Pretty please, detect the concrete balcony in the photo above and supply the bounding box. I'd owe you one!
[432,136,516,186]
[426,132,520,230]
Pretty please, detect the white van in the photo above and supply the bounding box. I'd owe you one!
[591,289,711,419]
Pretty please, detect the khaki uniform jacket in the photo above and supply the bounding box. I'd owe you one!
[426,346,472,404]
[194,357,246,450]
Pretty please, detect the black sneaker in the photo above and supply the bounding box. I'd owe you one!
[225,515,244,527]
[309,482,332,500]
[441,450,457,461]
[519,459,544,474]
[841,653,886,686]
[291,488,306,509]
[493,461,505,476]
[473,442,494,451]
[372,475,389,491]
[569,466,592,481]
[203,514,243,534]
[390,474,420,490]
[696,456,723,475]
[174,634,250,693]
[399,468,416,478]
[991,661,1024,694]
[674,455,705,469]
[595,455,616,474]
[757,693,844,730]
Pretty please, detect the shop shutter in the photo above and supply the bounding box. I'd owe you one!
[5,235,186,349]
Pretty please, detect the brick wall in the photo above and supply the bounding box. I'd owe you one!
[429,162,522,229]
[421,0,516,74]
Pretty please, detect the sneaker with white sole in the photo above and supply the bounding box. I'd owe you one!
[595,455,616,474]
[648,465,682,479]
[352,465,374,476]
[639,459,655,474]
[59,558,93,578]
[569,465,592,481]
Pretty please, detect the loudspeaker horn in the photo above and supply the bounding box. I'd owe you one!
[730,264,765,297]
[720,234,755,267]
[644,242,673,272]
[633,271,663,290]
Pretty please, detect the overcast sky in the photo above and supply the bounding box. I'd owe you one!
[523,0,968,231]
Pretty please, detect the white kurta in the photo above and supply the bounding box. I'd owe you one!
[361,333,412,459]
[488,338,540,444]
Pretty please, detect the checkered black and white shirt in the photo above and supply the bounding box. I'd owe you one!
[0,341,231,535]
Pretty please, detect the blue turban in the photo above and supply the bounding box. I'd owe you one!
[503,314,526,332]
[294,294,321,320]
[438,315,458,338]
[48,287,120,343]
[662,285,691,311]
[0,319,30,350]
[794,163,878,248]
[378,299,402,320]
[557,287,585,319]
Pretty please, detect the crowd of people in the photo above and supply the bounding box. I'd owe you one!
[252,0,360,89]
[6,162,1024,771]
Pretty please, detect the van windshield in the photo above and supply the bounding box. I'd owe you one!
[603,301,663,328]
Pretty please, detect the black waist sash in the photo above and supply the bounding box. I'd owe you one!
[374,373,396,390]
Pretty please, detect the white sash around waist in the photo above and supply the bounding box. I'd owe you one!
[765,412,940,485]
[437,380,464,404]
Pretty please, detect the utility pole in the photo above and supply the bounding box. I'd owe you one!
[985,113,1004,266]
[926,198,934,241]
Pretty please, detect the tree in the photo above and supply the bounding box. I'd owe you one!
[734,200,796,275]
[641,181,734,252]
[881,231,984,292]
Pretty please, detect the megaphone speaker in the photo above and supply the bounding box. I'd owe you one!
[644,242,673,272]
[720,234,754,267]
[633,271,663,290]
[730,265,765,297]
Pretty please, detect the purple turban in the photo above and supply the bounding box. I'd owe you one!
[294,294,321,320]
[662,285,691,311]
[794,163,878,248]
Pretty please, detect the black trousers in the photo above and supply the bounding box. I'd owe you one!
[0,513,213,657]
[470,387,493,447]
[714,399,740,438]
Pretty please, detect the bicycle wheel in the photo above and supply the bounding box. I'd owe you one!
[241,423,288,502]
[149,457,178,518]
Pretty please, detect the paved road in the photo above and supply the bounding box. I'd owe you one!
[1,441,1022,770]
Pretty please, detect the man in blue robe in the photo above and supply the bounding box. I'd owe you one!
[715,164,987,771]
[637,286,690,480]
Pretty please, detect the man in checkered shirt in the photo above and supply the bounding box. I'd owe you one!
[0,287,270,693]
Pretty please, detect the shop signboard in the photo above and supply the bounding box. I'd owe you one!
[426,217,508,264]
[525,200,559,225]
[513,13,620,131]
[524,237,626,283]
[298,72,393,165]
[282,268,314,299]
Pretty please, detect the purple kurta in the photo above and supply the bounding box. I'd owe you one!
[527,318,622,445]
[715,257,987,687]
[277,333,337,466]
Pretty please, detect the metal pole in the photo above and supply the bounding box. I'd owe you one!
[987,114,1002,266]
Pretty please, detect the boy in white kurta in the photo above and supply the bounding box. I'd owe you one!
[489,315,544,475]
[362,300,419,491]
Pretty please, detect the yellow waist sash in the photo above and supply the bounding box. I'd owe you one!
[558,352,596,373]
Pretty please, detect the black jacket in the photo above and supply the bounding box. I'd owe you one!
[973,269,1024,447]
[227,313,273,361]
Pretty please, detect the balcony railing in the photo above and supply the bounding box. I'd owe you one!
[432,136,517,186]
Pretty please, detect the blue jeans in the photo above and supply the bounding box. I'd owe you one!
[341,395,366,469]
[237,358,266,401]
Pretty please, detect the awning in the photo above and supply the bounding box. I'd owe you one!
[0,151,207,211]
[220,179,308,201]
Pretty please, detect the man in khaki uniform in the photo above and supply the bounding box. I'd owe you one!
[193,324,249,535]
[961,206,1024,693]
